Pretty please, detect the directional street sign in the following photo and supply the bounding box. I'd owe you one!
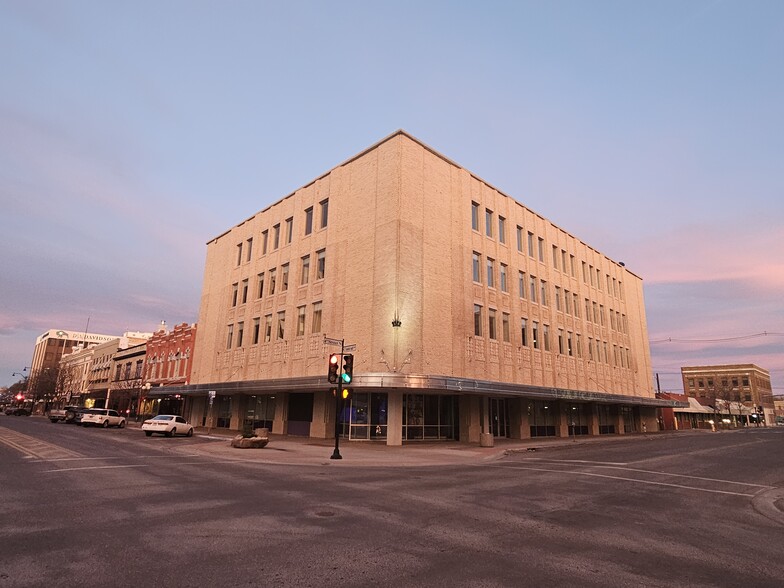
[324,337,343,346]
[344,344,356,353]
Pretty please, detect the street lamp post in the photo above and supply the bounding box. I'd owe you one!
[140,383,151,422]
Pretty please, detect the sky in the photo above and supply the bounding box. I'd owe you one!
[1,0,782,393]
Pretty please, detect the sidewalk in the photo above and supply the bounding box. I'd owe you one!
[165,426,695,468]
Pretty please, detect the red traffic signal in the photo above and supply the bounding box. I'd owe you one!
[15,393,24,401]
[328,353,340,384]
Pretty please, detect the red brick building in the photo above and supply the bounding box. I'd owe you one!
[142,323,197,416]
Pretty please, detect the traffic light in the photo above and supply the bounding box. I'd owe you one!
[341,354,354,384]
[15,393,24,401]
[342,388,350,399]
[328,354,340,384]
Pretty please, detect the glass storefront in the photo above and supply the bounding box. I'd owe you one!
[402,394,459,441]
[598,404,616,434]
[490,398,510,438]
[566,403,589,436]
[529,400,557,437]
[620,406,636,433]
[245,394,276,430]
[215,395,232,428]
[339,392,388,440]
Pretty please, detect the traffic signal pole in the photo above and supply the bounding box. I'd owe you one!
[330,339,345,460]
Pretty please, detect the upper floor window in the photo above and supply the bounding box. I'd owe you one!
[527,232,534,258]
[471,202,480,231]
[485,209,493,238]
[316,249,326,280]
[516,226,523,252]
[296,306,306,337]
[500,263,508,293]
[312,301,323,333]
[486,258,495,288]
[488,309,497,340]
[537,237,544,262]
[319,199,329,229]
[268,268,277,296]
[273,224,280,249]
[277,311,286,340]
[241,279,249,304]
[473,305,483,337]
[257,272,264,298]
[301,255,310,285]
[252,318,260,345]
[231,283,239,307]
[285,217,293,244]
[498,216,506,244]
[246,238,253,262]
[261,230,269,255]
[236,243,243,266]
[472,253,481,283]
[281,263,290,292]
[304,207,314,235]
[226,324,234,349]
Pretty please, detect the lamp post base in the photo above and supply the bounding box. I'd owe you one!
[330,449,342,460]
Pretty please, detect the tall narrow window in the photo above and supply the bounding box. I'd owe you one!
[312,301,322,333]
[285,217,293,244]
[558,329,564,354]
[500,263,508,292]
[301,255,310,285]
[261,230,268,255]
[296,306,306,336]
[241,279,249,304]
[264,315,272,342]
[236,243,243,266]
[485,209,493,237]
[555,286,561,311]
[518,271,526,298]
[472,252,481,283]
[281,263,289,292]
[502,312,510,342]
[304,207,313,235]
[532,321,539,349]
[231,283,239,307]
[564,290,571,314]
[246,238,253,262]
[516,226,523,252]
[486,258,495,288]
[319,199,329,228]
[473,305,483,337]
[268,268,277,295]
[538,237,544,262]
[273,224,280,249]
[567,331,573,356]
[527,232,534,257]
[226,324,234,349]
[498,216,506,244]
[276,311,285,340]
[236,322,244,347]
[543,324,550,351]
[552,245,559,268]
[252,318,260,345]
[471,202,480,231]
[529,276,537,302]
[488,309,497,340]
[316,249,326,280]
[573,293,580,317]
[521,318,528,346]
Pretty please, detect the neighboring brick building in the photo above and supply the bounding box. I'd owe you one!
[681,364,774,425]
[163,130,676,444]
[142,323,197,417]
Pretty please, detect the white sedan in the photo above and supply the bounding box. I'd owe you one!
[80,408,126,428]
[141,415,194,437]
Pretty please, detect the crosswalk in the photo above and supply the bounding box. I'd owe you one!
[0,426,83,460]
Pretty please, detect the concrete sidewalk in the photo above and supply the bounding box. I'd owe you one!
[168,427,688,467]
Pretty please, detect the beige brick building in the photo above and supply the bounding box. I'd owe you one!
[175,131,673,445]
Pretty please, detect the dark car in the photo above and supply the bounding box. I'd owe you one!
[11,407,31,416]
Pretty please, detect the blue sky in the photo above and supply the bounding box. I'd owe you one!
[1,0,782,393]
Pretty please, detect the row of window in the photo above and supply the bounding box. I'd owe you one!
[471,202,625,300]
[226,302,323,349]
[235,199,329,266]
[688,377,750,389]
[472,305,632,368]
[231,250,326,307]
[472,252,629,334]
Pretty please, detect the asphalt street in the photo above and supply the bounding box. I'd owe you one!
[1,415,782,588]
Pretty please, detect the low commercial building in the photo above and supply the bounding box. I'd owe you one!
[161,130,679,444]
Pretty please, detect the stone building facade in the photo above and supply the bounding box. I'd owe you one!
[167,130,675,444]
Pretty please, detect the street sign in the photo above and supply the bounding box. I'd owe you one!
[344,344,356,353]
[324,337,343,347]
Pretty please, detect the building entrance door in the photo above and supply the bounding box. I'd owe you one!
[489,398,509,438]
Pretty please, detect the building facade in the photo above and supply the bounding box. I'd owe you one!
[168,131,675,444]
[141,322,197,418]
[681,364,774,425]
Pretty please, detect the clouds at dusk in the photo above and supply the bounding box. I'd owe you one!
[1,1,782,394]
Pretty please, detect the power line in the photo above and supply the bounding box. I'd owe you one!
[650,331,784,344]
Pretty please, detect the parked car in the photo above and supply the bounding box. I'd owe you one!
[9,406,31,416]
[80,408,126,428]
[49,405,86,423]
[141,415,194,437]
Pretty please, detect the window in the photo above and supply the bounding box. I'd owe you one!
[236,322,244,347]
[281,263,289,292]
[472,253,481,283]
[552,245,558,268]
[599,304,605,326]
[316,249,326,280]
[319,199,329,228]
[231,283,238,307]
[607,274,612,292]
[564,290,571,315]
[285,217,293,244]
[488,309,497,340]
[471,202,480,231]
[576,334,582,358]
[252,318,260,345]
[246,238,253,262]
[241,279,249,304]
[236,243,243,266]
[593,301,599,324]
[486,258,495,288]
[742,377,749,387]
[596,268,602,289]
[562,250,568,273]
[301,255,310,285]
[473,305,483,337]
[570,255,576,277]
[555,286,561,311]
[537,237,544,262]
[529,276,537,302]
[498,216,506,244]
[226,324,234,349]
[485,209,493,238]
[573,293,579,318]
[312,302,322,333]
[542,324,550,351]
[540,280,547,306]
[532,321,539,349]
[268,268,277,295]
[296,306,306,336]
[500,263,508,292]
[264,315,272,342]
[276,311,285,340]
[502,312,510,342]
[558,329,564,354]
[272,224,280,249]
[516,226,523,252]
[588,337,594,361]
[521,318,528,346]
[304,207,313,235]
[582,262,588,283]
[518,271,526,298]
[256,272,265,298]
[567,331,573,356]
[261,230,268,255]
[527,232,534,257]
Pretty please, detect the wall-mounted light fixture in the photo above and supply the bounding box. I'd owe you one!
[391,311,401,328]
